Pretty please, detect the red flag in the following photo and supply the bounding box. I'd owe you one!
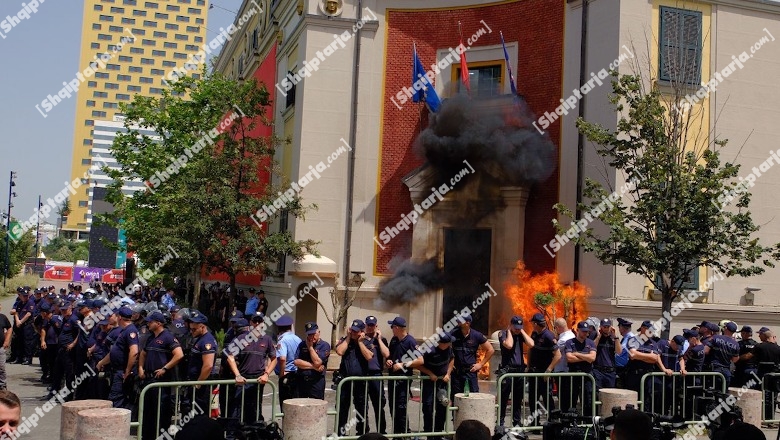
[460,36,470,93]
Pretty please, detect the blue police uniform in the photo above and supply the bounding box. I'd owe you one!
[594,332,619,390]
[337,333,371,436]
[528,327,558,420]
[705,334,739,388]
[141,324,180,440]
[653,338,681,414]
[229,326,276,429]
[561,336,596,416]
[421,342,453,438]
[51,312,79,401]
[387,329,416,434]
[41,313,61,383]
[275,328,302,407]
[108,323,139,409]
[450,326,487,394]
[364,330,387,434]
[295,339,330,399]
[188,329,217,411]
[244,297,259,316]
[19,296,36,364]
[498,327,526,427]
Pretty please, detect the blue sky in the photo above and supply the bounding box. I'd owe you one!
[0,0,244,226]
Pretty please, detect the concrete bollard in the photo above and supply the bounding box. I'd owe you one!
[728,387,762,428]
[454,392,496,435]
[59,399,113,440]
[283,398,328,440]
[598,388,638,417]
[74,408,131,440]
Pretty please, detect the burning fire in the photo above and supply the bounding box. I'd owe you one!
[504,261,590,330]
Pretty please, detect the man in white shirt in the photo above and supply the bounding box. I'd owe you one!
[553,318,575,372]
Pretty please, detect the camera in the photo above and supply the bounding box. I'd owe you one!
[331,371,343,390]
[542,409,603,440]
[693,389,743,438]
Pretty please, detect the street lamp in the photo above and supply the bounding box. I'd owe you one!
[34,196,42,276]
[4,171,18,288]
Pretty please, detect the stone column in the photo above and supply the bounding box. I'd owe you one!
[598,388,638,417]
[60,399,113,440]
[728,387,763,428]
[284,398,328,440]
[74,408,131,440]
[454,392,496,435]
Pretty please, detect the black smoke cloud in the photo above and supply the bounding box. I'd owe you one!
[377,257,445,304]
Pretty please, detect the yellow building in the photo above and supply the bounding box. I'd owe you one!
[64,0,209,238]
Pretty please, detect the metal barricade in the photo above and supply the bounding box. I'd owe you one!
[638,371,726,422]
[761,372,780,423]
[495,372,598,434]
[135,378,279,440]
[331,375,454,439]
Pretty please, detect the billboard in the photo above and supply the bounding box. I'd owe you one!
[43,265,74,281]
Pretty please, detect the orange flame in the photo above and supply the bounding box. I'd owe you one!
[476,348,490,380]
[504,261,590,330]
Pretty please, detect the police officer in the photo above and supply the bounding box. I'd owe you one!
[753,330,780,420]
[89,318,115,400]
[274,315,301,410]
[184,309,217,413]
[625,320,659,396]
[405,332,453,440]
[363,315,388,434]
[561,321,596,416]
[526,313,560,425]
[37,302,57,385]
[73,300,94,399]
[13,289,36,365]
[335,319,373,436]
[49,301,78,401]
[138,311,183,440]
[680,328,705,420]
[497,315,533,427]
[96,306,139,410]
[244,289,259,316]
[615,318,634,388]
[386,316,416,435]
[450,313,493,395]
[293,322,330,399]
[593,318,621,391]
[653,335,684,415]
[225,317,276,436]
[703,321,739,388]
[257,290,268,316]
[735,325,758,388]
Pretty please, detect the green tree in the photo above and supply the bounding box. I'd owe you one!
[0,227,35,282]
[100,72,316,309]
[558,71,780,339]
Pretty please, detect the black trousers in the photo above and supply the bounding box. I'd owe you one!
[338,380,368,436]
[141,381,172,440]
[41,344,58,379]
[499,375,525,426]
[387,375,410,434]
[421,380,448,439]
[527,372,555,423]
[297,374,326,400]
[278,372,297,413]
[51,346,75,400]
[559,373,594,416]
[366,372,387,434]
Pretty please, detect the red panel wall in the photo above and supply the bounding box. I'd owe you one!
[378,1,564,275]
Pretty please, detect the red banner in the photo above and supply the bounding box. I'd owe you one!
[43,265,74,281]
[101,269,124,283]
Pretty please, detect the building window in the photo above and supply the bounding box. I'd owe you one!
[167,23,180,31]
[195,17,204,24]
[197,0,204,4]
[659,7,702,84]
[188,7,200,14]
[186,25,198,32]
[162,60,176,67]
[85,120,95,126]
[121,18,135,24]
[167,4,180,11]
[117,74,131,81]
[178,0,191,3]
[145,2,158,8]
[154,12,168,19]
[176,15,189,22]
[97,34,112,40]
[99,15,113,22]
[133,9,147,16]
[104,102,119,109]
[130,47,144,54]
[86,100,96,107]
[152,50,166,56]
[116,93,131,100]
[105,83,119,89]
[118,55,132,62]
[95,72,109,79]
[110,7,124,13]
[175,34,187,41]
[153,31,168,38]
[285,71,295,108]
[185,44,198,51]
[143,20,157,27]
[454,64,503,98]
[194,36,202,43]
[108,25,123,32]
[150,87,163,94]
[192,73,201,79]
[83,139,93,146]
[106,64,120,70]
[128,85,142,92]
[142,39,155,46]
[88,81,97,88]
[139,77,153,83]
[91,110,107,117]
[151,68,164,75]
[78,201,89,208]
[141,58,155,65]
[91,42,100,49]
[132,28,145,35]
[163,42,177,49]
[123,0,137,5]
[94,4,103,11]
[173,52,187,59]
[92,23,101,30]
[129,66,142,73]
[93,91,108,98]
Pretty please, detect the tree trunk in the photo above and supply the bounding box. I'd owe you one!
[192,268,201,310]
[331,323,339,348]
[660,288,673,340]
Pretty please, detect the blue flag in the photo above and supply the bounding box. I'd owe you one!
[412,46,441,112]
[501,32,517,95]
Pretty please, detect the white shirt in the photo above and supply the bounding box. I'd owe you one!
[554,329,575,372]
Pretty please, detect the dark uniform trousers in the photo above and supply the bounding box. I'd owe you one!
[296,372,326,400]
[366,371,387,434]
[141,378,173,440]
[41,344,59,382]
[421,379,448,439]
[527,367,555,423]
[498,366,525,427]
[278,372,298,411]
[592,366,616,390]
[51,346,75,401]
[559,371,594,417]
[108,369,136,410]
[22,322,35,362]
[338,379,368,436]
[230,381,265,424]
[625,364,655,411]
[450,368,478,396]
[387,374,410,434]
